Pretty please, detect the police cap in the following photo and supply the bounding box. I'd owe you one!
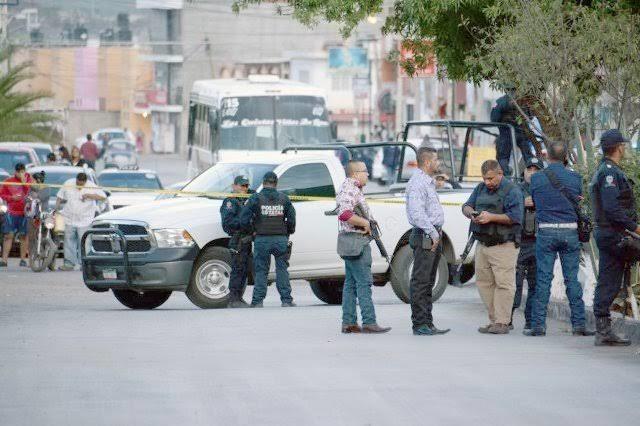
[525,157,543,170]
[262,171,278,184]
[233,175,249,186]
[600,129,629,150]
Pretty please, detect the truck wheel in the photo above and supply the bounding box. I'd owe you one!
[186,246,232,309]
[112,289,172,310]
[389,244,449,304]
[309,280,343,305]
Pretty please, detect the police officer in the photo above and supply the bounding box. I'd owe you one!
[220,175,252,308]
[511,157,542,331]
[240,171,296,308]
[462,160,524,334]
[590,129,637,346]
[490,92,535,176]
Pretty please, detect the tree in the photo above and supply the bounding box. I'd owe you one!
[0,46,59,143]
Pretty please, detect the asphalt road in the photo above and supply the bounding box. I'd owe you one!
[1,259,639,426]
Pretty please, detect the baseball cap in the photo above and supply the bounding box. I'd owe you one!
[600,129,629,150]
[525,157,543,170]
[233,175,249,186]
[262,171,278,184]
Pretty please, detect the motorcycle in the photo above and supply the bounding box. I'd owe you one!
[26,197,57,272]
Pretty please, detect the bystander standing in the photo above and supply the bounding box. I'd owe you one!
[55,172,106,271]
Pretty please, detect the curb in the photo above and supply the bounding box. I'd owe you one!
[547,300,640,343]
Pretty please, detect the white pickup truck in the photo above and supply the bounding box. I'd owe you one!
[82,121,521,310]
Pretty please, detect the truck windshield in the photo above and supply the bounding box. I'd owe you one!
[98,173,162,190]
[219,96,331,150]
[181,163,276,195]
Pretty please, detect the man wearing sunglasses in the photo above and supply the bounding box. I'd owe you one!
[221,175,252,308]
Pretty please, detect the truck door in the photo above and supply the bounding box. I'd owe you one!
[276,162,343,275]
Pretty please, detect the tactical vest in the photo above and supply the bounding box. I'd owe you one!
[255,192,288,235]
[590,159,637,229]
[471,181,518,245]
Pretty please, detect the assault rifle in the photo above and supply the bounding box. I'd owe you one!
[449,233,475,288]
[354,204,390,263]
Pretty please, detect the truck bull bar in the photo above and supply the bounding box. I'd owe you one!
[81,227,132,287]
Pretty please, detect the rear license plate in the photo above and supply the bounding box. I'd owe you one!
[103,269,117,280]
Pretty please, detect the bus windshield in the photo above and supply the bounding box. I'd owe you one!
[219,96,331,150]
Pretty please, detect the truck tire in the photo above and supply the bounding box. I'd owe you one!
[186,246,232,309]
[309,280,343,305]
[389,244,449,304]
[112,289,172,310]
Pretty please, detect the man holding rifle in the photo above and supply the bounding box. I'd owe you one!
[336,160,391,334]
[590,129,637,346]
[405,147,450,336]
[462,160,523,335]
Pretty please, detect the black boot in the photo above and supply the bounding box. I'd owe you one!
[595,317,631,347]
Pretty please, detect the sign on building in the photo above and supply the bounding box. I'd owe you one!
[328,48,368,71]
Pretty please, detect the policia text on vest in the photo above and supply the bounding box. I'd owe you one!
[240,178,297,308]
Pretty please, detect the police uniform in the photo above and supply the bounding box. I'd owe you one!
[220,176,252,307]
[490,94,535,175]
[512,157,542,329]
[240,171,296,307]
[590,129,635,346]
[463,176,523,333]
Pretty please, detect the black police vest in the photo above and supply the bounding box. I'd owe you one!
[255,192,288,235]
[590,159,637,229]
[471,181,517,245]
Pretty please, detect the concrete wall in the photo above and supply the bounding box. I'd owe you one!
[64,111,120,146]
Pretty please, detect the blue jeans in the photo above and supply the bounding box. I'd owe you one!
[342,245,377,325]
[531,228,585,330]
[252,235,292,304]
[64,225,89,267]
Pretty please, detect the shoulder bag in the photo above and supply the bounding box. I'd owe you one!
[543,169,592,242]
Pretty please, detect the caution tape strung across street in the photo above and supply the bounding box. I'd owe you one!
[0,180,465,206]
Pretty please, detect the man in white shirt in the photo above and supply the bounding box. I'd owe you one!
[55,172,106,271]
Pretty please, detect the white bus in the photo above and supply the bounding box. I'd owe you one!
[187,75,332,176]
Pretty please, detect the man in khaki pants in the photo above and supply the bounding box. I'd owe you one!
[462,160,524,334]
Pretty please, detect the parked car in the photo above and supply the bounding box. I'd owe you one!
[0,146,40,171]
[92,128,133,150]
[97,168,162,209]
[26,164,111,260]
[103,139,138,169]
[0,142,53,164]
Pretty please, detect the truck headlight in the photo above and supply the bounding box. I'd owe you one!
[153,228,195,248]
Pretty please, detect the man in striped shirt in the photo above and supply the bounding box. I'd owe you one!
[406,148,450,336]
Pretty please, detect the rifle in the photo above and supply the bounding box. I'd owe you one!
[354,204,390,263]
[449,233,475,288]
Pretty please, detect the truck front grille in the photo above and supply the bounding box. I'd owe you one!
[90,221,152,254]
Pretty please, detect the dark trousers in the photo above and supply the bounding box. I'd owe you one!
[594,228,625,318]
[513,240,536,326]
[252,235,292,304]
[229,243,251,301]
[409,242,441,329]
[496,135,534,176]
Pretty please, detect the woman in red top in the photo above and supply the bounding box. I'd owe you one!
[0,163,32,267]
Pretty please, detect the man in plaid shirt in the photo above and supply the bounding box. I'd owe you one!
[336,160,391,334]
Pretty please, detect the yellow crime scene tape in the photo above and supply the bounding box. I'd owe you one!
[0,180,465,206]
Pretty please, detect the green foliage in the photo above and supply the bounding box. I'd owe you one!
[0,46,58,143]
